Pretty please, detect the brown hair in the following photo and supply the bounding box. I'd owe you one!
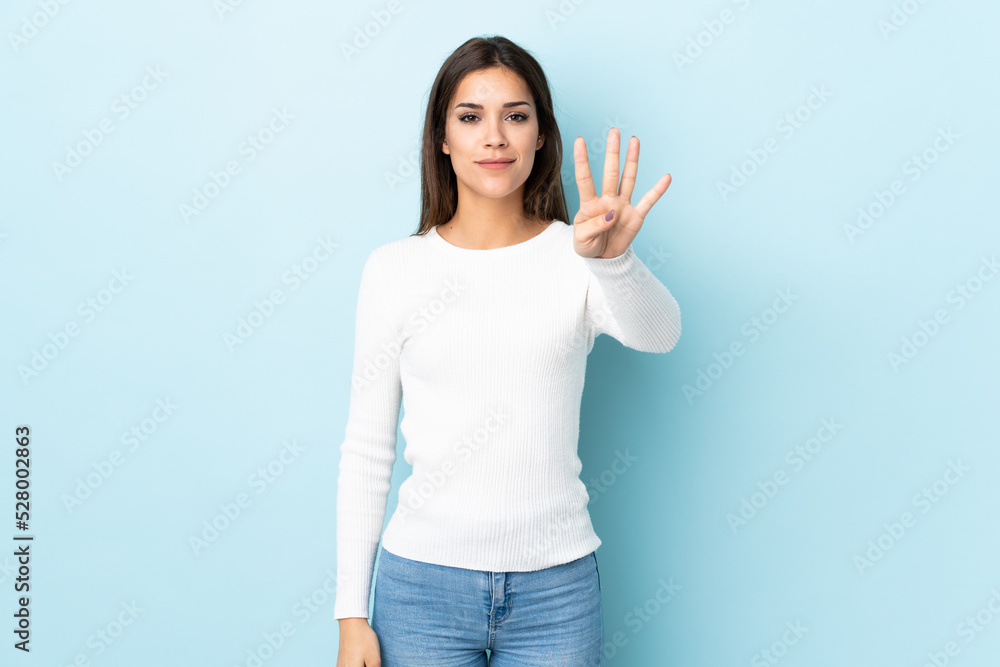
[413,35,570,236]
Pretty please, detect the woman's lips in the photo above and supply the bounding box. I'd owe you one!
[477,160,514,170]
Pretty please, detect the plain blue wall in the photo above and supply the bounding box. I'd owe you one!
[2,0,998,664]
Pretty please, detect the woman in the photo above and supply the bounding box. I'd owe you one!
[335,35,681,666]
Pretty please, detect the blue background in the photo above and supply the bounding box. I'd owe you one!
[2,0,998,664]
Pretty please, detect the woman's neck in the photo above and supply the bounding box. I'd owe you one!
[437,214,549,251]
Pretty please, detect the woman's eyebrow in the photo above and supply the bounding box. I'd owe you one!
[453,101,532,110]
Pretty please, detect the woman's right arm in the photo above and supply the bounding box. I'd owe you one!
[334,250,402,665]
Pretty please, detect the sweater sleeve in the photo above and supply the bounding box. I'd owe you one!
[582,244,682,353]
[333,250,402,620]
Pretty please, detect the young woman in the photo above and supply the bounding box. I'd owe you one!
[334,35,681,667]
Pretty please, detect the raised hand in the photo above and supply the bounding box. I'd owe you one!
[572,127,672,259]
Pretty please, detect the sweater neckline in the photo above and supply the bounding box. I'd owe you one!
[427,220,563,256]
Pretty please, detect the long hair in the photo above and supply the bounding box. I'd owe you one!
[414,35,570,235]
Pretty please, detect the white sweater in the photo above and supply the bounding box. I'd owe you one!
[333,219,681,620]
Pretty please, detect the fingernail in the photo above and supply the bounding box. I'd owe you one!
[604,209,614,221]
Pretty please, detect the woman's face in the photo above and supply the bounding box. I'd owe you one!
[442,66,544,203]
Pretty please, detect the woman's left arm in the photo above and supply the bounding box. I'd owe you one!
[572,127,681,352]
[581,246,681,352]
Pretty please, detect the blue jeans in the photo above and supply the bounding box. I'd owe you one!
[371,546,604,666]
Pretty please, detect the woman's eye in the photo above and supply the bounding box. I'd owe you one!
[458,113,529,123]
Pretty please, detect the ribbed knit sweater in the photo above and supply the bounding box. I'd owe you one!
[333,219,681,620]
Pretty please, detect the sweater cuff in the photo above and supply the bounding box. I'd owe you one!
[580,244,637,276]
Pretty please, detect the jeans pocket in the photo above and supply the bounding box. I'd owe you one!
[592,551,601,592]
